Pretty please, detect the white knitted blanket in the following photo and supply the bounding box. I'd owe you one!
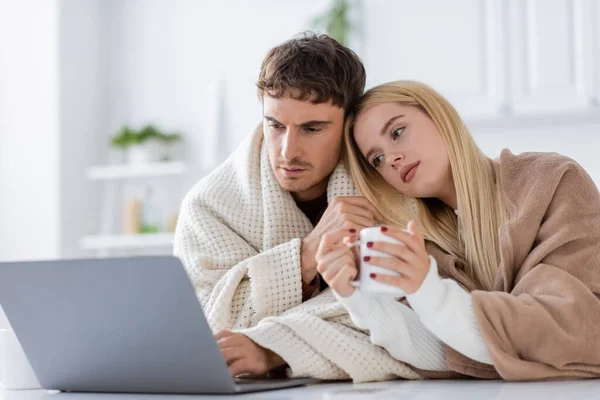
[174,124,420,382]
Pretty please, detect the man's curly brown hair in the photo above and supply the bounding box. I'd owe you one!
[257,32,366,115]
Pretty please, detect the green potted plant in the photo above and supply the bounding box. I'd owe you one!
[311,0,355,46]
[111,124,182,164]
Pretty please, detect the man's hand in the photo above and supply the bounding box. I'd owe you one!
[301,196,382,284]
[216,330,286,377]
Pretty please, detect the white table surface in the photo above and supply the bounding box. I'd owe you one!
[2,379,600,400]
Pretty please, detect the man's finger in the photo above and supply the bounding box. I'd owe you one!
[317,228,357,257]
[334,196,383,221]
[215,329,233,341]
[337,196,383,220]
[228,358,251,377]
[337,202,378,222]
[216,334,244,349]
[344,214,376,230]
[220,346,244,364]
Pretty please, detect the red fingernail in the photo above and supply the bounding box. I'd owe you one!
[349,228,356,233]
[366,242,373,248]
[370,273,377,279]
[363,256,371,262]
[381,226,388,232]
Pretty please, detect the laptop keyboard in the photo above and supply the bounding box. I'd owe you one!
[235,376,288,385]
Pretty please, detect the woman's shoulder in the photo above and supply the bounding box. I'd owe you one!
[497,149,585,173]
[497,149,599,221]
[497,149,593,192]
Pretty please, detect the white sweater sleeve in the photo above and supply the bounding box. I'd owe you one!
[406,256,494,365]
[334,289,449,371]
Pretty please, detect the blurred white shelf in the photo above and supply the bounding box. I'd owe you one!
[80,233,174,250]
[86,161,186,180]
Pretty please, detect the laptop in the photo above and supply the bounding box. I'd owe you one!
[0,256,314,394]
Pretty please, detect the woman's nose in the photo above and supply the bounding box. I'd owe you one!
[387,153,404,168]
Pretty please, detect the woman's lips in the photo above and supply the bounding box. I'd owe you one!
[401,161,420,183]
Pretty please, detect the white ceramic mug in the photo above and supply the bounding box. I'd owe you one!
[347,227,406,297]
[0,329,41,390]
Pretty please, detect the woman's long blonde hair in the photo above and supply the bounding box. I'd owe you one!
[344,81,508,290]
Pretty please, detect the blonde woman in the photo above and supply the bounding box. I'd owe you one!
[316,80,600,380]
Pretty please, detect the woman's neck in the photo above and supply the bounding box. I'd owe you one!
[437,177,458,210]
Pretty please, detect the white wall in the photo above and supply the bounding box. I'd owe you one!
[0,0,110,262]
[58,0,108,258]
[471,120,600,184]
[0,0,61,261]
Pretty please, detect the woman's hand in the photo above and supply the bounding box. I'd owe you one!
[315,227,359,297]
[367,221,430,294]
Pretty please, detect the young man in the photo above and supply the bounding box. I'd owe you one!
[174,33,419,382]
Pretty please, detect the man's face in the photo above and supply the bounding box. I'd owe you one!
[263,95,345,201]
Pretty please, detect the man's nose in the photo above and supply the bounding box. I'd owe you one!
[281,130,302,160]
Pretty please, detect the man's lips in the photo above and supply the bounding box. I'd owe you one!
[280,167,307,177]
[400,161,420,183]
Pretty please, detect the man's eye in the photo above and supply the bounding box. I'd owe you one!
[304,127,321,133]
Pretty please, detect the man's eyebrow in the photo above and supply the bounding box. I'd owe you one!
[263,117,333,127]
[298,120,332,127]
[263,116,282,124]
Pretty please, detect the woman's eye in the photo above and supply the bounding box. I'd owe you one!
[372,155,383,168]
[392,127,404,140]
[269,124,283,130]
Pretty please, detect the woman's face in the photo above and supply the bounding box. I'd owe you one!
[353,102,453,202]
